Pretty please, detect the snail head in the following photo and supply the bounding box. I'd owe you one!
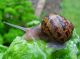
[41,14,74,43]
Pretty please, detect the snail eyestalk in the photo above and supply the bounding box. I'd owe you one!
[3,21,29,32]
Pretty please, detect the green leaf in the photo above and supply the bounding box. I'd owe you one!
[2,29,80,59]
[3,36,53,59]
[0,45,8,59]
[26,20,40,27]
[0,35,3,45]
[4,28,24,43]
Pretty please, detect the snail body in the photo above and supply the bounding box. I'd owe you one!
[4,14,74,44]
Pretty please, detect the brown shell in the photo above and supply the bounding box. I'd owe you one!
[41,14,74,43]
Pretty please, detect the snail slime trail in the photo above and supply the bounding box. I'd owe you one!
[4,14,74,45]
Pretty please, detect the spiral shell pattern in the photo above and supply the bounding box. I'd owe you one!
[41,14,74,43]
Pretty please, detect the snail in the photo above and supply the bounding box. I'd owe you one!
[4,14,74,44]
[41,14,74,43]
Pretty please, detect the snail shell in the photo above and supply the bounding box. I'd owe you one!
[41,14,74,43]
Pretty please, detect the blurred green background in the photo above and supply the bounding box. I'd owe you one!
[0,0,39,45]
[0,0,80,59]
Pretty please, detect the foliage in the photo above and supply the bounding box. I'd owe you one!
[4,28,23,44]
[2,30,80,59]
[3,36,53,59]
[0,35,4,44]
[0,0,39,44]
[0,45,8,59]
